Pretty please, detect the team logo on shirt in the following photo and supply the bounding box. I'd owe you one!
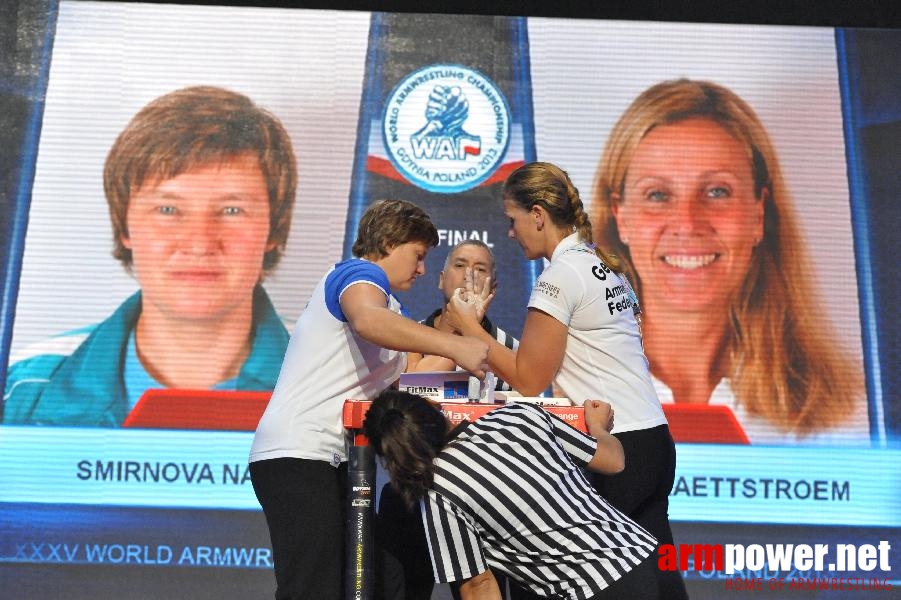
[591,263,612,281]
[382,64,510,193]
[533,280,560,299]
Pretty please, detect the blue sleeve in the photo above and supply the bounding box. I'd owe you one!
[324,260,390,322]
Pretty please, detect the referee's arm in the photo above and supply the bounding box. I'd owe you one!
[458,568,502,600]
[584,400,626,474]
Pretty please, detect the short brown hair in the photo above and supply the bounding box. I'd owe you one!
[103,86,297,273]
[351,199,439,259]
[505,161,619,270]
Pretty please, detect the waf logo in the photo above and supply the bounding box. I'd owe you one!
[382,64,510,193]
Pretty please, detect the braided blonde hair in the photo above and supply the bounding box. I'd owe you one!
[504,161,620,271]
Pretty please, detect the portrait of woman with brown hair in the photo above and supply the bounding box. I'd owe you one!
[592,78,868,444]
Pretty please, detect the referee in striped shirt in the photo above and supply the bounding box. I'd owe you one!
[364,390,659,600]
[407,239,518,392]
[382,239,523,600]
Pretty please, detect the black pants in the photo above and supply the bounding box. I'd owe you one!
[375,483,434,600]
[589,424,688,600]
[588,553,658,600]
[375,484,540,600]
[250,458,348,600]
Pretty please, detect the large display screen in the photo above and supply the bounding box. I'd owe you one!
[1,2,899,597]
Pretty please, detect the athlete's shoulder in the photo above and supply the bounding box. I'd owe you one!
[327,259,389,292]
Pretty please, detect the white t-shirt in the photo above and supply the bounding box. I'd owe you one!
[653,376,872,446]
[528,234,667,434]
[250,259,407,466]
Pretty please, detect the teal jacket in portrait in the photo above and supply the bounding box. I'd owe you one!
[2,286,288,427]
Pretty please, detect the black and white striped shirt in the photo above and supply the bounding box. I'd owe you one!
[421,403,657,600]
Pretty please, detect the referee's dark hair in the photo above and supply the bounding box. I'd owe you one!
[363,390,448,509]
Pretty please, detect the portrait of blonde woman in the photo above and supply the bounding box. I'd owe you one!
[592,78,868,445]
